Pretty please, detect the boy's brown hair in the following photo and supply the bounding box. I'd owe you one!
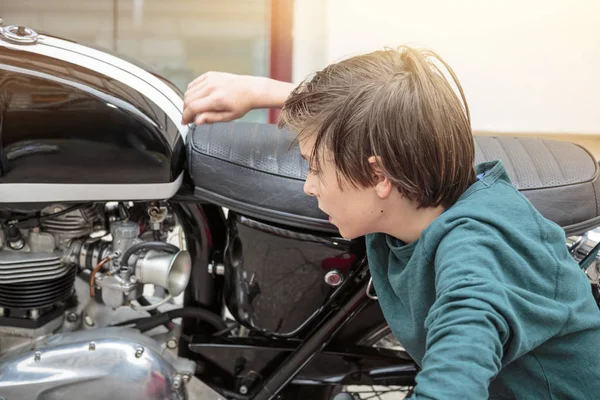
[278,46,476,209]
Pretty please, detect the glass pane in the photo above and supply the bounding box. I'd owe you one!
[1,0,271,123]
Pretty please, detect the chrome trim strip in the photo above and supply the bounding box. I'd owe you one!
[0,173,184,203]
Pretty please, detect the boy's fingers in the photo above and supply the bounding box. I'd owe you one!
[187,72,210,90]
[182,98,215,124]
[195,111,233,125]
[183,82,211,104]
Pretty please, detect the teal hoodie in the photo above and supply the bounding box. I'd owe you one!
[367,160,600,399]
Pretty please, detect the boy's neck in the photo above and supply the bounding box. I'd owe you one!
[380,203,446,244]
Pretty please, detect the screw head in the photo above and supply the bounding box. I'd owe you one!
[172,374,182,389]
[182,374,191,383]
[166,338,178,349]
[129,275,137,283]
[89,342,96,351]
[34,351,41,362]
[239,385,248,395]
[67,312,78,322]
[135,346,144,358]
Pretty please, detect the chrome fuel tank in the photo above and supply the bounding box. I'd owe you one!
[0,24,188,203]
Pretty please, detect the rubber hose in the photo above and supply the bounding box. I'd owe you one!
[120,241,179,267]
[137,296,159,316]
[114,307,228,333]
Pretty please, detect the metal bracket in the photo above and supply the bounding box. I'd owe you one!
[366,277,378,300]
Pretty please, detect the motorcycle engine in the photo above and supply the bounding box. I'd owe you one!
[0,202,219,399]
[0,201,192,357]
[0,203,105,327]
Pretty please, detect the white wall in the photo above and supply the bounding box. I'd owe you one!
[293,0,600,134]
[292,0,328,84]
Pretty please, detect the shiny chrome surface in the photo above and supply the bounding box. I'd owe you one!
[0,25,187,202]
[136,250,192,297]
[0,327,195,400]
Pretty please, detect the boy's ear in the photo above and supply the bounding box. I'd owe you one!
[368,156,393,199]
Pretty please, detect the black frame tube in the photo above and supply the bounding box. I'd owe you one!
[252,264,372,400]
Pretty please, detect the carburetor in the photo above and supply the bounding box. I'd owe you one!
[68,219,191,309]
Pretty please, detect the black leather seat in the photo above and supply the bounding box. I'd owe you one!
[187,122,600,236]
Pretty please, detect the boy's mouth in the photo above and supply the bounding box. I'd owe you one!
[319,208,333,223]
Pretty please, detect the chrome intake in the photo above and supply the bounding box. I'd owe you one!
[136,250,192,297]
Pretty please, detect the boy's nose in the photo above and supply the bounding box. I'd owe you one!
[303,178,317,197]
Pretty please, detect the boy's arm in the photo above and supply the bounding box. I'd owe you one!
[411,275,508,398]
[182,72,295,125]
[410,220,569,399]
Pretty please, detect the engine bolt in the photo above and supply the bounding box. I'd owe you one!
[89,342,96,351]
[166,338,177,349]
[34,352,41,362]
[67,312,78,322]
[129,275,137,283]
[173,374,182,389]
[182,374,191,383]
[84,315,94,326]
[135,346,144,358]
[239,385,248,395]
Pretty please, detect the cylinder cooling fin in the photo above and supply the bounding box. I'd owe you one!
[0,266,76,309]
[0,251,77,311]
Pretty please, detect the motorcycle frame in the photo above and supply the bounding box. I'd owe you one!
[172,199,418,399]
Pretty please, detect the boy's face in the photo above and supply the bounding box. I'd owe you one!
[299,136,387,240]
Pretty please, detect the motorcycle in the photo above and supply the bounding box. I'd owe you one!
[0,23,599,400]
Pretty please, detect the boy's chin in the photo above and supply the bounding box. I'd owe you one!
[336,225,365,240]
[330,218,369,240]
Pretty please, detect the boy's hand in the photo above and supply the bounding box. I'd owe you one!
[182,72,258,125]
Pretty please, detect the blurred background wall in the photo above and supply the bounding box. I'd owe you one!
[3,0,599,146]
[294,0,600,137]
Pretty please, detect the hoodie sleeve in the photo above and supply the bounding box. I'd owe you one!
[408,219,570,399]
